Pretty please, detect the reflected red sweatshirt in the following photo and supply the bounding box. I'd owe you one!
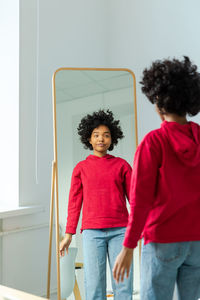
[124,121,200,249]
[65,154,132,234]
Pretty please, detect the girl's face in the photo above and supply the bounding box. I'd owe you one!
[89,125,112,157]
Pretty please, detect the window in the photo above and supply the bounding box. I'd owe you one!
[0,1,19,208]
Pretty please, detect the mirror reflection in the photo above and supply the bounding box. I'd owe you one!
[53,69,138,300]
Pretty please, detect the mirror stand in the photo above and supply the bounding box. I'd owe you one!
[47,161,61,300]
[47,162,83,300]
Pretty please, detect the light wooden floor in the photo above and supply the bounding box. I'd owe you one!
[0,285,48,300]
[50,292,140,300]
[106,292,140,300]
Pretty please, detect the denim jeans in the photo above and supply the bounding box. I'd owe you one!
[82,227,133,300]
[141,241,200,300]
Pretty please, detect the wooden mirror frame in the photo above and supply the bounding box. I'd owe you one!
[47,67,138,300]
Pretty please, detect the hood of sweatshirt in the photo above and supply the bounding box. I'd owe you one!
[161,120,200,167]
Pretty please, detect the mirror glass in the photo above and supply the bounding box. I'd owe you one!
[54,68,138,298]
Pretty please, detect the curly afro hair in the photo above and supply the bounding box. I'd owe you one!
[77,109,124,151]
[140,56,200,116]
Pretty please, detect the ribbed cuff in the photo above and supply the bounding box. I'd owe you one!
[65,226,76,235]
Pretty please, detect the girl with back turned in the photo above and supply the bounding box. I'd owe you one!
[113,56,200,300]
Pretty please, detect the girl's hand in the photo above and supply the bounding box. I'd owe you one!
[59,233,72,257]
[112,246,133,283]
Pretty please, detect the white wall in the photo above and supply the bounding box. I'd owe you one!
[1,0,200,299]
[106,0,200,138]
[2,0,110,298]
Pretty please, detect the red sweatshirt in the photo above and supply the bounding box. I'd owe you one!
[124,121,200,249]
[65,154,132,234]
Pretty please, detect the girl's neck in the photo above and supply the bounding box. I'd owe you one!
[163,114,188,125]
[155,105,188,125]
[93,150,108,157]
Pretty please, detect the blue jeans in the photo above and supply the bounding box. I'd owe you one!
[82,227,133,300]
[141,241,200,300]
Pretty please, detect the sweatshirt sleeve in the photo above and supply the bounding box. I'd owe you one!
[123,134,161,249]
[65,164,83,234]
[122,161,132,201]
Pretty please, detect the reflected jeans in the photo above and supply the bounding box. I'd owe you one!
[82,227,133,300]
[141,241,200,300]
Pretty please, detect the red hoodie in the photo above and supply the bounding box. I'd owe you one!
[123,121,200,249]
[65,154,132,234]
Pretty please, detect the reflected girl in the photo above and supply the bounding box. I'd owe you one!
[60,109,133,300]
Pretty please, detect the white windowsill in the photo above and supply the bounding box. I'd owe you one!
[0,205,45,219]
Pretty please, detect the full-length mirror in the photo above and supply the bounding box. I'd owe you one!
[48,68,138,300]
